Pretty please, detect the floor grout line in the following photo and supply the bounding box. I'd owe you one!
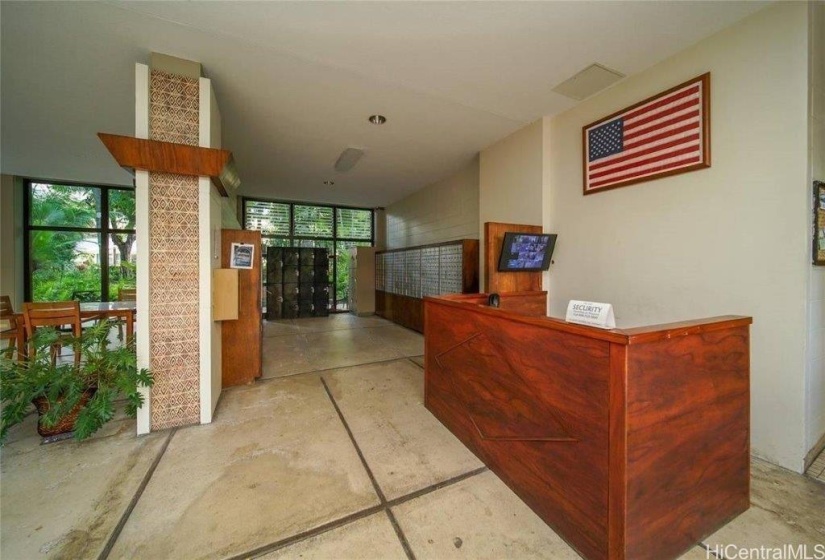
[320,376,388,503]
[258,355,423,383]
[236,504,386,560]
[384,508,417,560]
[407,356,424,370]
[97,427,177,560]
[231,466,490,560]
[385,466,488,509]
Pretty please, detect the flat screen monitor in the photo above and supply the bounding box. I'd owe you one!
[497,232,557,272]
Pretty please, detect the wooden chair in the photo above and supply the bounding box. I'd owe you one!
[116,287,137,340]
[118,287,136,301]
[0,296,19,360]
[22,301,82,366]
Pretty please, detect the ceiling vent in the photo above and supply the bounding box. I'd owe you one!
[552,63,625,101]
[334,147,365,172]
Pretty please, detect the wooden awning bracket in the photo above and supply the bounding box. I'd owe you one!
[97,132,240,197]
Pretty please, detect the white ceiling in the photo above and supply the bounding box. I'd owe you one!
[1,1,768,208]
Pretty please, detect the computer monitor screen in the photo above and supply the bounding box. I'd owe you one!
[497,233,557,272]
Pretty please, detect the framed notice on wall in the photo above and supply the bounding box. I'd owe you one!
[230,242,255,269]
[582,73,711,195]
[815,181,825,266]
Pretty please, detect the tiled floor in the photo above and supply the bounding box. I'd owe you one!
[1,314,823,560]
[807,448,825,484]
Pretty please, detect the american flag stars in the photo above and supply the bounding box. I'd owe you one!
[588,119,624,162]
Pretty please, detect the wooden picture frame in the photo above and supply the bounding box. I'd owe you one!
[815,181,825,266]
[582,73,711,195]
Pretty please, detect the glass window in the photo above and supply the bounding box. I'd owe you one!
[30,231,102,301]
[336,208,372,240]
[30,183,100,228]
[243,198,373,312]
[245,200,290,236]
[25,181,136,302]
[293,205,333,238]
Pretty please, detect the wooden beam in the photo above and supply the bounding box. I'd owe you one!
[97,133,240,196]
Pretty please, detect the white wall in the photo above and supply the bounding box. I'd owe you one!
[0,174,23,309]
[479,120,543,289]
[806,0,825,463]
[385,157,479,250]
[543,2,811,472]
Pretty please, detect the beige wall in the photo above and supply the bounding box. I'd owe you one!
[0,174,24,308]
[543,2,811,472]
[479,120,543,289]
[385,156,479,250]
[806,0,825,460]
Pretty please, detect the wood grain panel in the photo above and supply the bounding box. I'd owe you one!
[438,291,547,316]
[623,326,750,559]
[424,293,752,560]
[221,230,262,386]
[98,133,240,196]
[484,222,543,293]
[426,300,610,560]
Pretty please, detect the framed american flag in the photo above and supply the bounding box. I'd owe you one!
[583,73,711,195]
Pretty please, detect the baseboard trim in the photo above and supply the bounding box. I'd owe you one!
[804,431,825,471]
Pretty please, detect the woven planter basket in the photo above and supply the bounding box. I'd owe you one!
[32,388,96,438]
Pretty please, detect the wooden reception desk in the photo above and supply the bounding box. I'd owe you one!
[424,293,751,560]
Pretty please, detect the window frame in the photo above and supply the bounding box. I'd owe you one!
[23,178,137,302]
[242,197,375,312]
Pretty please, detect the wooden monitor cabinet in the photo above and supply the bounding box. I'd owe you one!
[424,292,751,560]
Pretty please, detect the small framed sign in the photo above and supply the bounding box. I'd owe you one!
[815,181,825,266]
[565,300,616,329]
[230,242,255,269]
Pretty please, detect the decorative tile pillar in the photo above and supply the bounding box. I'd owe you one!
[146,70,201,430]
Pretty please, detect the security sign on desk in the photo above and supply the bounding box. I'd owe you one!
[565,300,616,329]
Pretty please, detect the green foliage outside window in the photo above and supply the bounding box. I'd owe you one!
[27,183,136,302]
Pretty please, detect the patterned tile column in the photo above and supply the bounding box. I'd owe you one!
[147,70,201,429]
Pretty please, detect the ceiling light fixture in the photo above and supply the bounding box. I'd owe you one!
[368,114,387,125]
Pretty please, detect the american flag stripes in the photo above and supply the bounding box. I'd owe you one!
[583,73,710,194]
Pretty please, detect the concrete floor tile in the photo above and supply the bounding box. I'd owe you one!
[324,360,483,500]
[408,355,425,369]
[393,470,579,560]
[304,329,400,372]
[747,457,825,540]
[261,333,314,378]
[677,546,714,559]
[368,324,424,357]
[289,314,392,334]
[108,375,380,559]
[0,428,167,560]
[704,505,824,552]
[263,319,303,338]
[256,513,407,560]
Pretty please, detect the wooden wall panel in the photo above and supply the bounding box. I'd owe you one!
[221,230,262,387]
[484,222,543,293]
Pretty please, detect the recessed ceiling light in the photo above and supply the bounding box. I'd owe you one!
[324,180,335,186]
[368,114,387,125]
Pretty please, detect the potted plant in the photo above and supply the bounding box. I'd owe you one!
[0,320,153,443]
